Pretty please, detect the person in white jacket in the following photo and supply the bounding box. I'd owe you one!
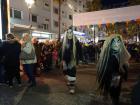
[20,33,37,87]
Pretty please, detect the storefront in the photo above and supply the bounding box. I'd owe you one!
[32,30,55,42]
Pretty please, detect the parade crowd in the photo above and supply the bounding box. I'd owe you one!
[0,27,140,105]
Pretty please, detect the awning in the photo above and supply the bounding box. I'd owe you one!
[73,5,140,26]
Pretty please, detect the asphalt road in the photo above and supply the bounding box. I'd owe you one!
[0,63,139,105]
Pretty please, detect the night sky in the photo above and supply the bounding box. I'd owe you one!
[102,0,128,8]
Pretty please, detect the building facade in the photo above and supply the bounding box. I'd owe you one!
[10,0,87,39]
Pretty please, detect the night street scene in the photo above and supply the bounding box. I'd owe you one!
[0,0,140,105]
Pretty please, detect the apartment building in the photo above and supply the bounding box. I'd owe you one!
[10,0,87,39]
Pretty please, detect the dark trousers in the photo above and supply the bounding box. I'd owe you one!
[23,64,36,86]
[63,67,76,77]
[0,64,5,83]
[5,66,21,86]
[110,84,121,105]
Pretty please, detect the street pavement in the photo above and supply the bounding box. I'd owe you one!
[0,63,140,105]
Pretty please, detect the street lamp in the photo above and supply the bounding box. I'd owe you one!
[25,0,35,33]
[25,0,35,9]
[58,0,61,41]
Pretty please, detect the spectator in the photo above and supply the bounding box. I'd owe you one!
[20,33,37,87]
[3,33,21,87]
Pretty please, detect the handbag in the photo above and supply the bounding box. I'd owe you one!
[20,44,36,60]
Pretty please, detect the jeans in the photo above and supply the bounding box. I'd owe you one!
[23,64,36,86]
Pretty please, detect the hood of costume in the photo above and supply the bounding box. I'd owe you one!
[62,28,77,66]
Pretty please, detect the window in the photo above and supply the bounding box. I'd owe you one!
[79,0,81,5]
[45,18,49,22]
[62,11,64,14]
[54,20,58,27]
[69,15,72,20]
[38,25,43,29]
[34,0,37,5]
[43,24,48,30]
[83,5,85,8]
[32,15,37,22]
[74,27,77,31]
[54,7,58,14]
[62,11,67,18]
[10,8,13,17]
[44,2,49,7]
[14,9,22,19]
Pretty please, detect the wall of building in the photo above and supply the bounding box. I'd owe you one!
[10,0,87,38]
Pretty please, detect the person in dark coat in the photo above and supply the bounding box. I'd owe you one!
[3,33,21,87]
[0,39,5,84]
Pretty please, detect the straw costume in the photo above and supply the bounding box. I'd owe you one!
[62,26,80,94]
[96,34,130,105]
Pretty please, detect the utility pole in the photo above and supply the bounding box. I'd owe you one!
[58,0,61,41]
[1,0,10,40]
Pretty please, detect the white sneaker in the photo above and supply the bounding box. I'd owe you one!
[69,89,75,94]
